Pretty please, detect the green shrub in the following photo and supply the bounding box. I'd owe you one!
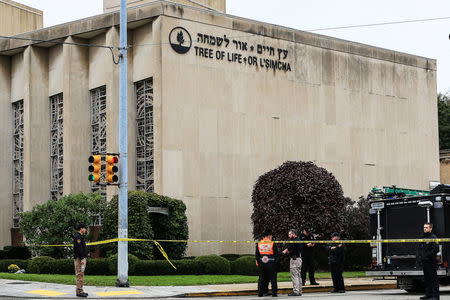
[134,260,177,275]
[194,255,230,274]
[107,254,139,275]
[28,256,55,274]
[0,260,28,272]
[100,191,154,259]
[221,254,241,261]
[175,259,202,275]
[133,258,215,275]
[148,194,188,260]
[52,259,74,274]
[99,191,188,260]
[19,193,105,258]
[85,259,111,275]
[231,255,258,275]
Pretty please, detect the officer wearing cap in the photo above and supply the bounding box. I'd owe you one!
[256,229,278,297]
[73,223,89,298]
[300,226,319,286]
[327,232,345,293]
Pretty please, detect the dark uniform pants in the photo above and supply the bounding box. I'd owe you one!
[423,261,439,298]
[330,262,344,292]
[258,262,277,296]
[301,256,316,284]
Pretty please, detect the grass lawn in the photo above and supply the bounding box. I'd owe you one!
[0,271,365,286]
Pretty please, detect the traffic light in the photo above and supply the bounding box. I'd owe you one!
[105,155,119,184]
[88,155,101,183]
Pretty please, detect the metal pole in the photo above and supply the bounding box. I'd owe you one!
[376,209,382,265]
[116,0,129,287]
[426,207,430,223]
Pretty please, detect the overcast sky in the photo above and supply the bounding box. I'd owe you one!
[16,0,450,94]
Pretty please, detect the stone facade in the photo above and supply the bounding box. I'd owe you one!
[104,0,226,13]
[441,150,450,184]
[0,1,439,254]
[0,0,42,36]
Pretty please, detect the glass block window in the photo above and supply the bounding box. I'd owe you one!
[135,78,154,192]
[50,93,63,200]
[12,100,24,228]
[90,86,106,199]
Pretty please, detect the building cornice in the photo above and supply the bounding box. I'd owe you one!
[0,0,437,71]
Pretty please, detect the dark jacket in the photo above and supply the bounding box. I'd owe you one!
[300,232,315,258]
[73,232,88,259]
[418,232,439,264]
[286,236,303,259]
[327,242,345,264]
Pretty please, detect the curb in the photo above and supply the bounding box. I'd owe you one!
[183,283,397,297]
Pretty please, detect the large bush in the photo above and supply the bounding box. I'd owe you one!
[194,255,230,274]
[251,161,350,241]
[19,193,105,258]
[100,191,188,260]
[99,191,154,259]
[27,256,55,274]
[148,194,188,260]
[231,255,258,275]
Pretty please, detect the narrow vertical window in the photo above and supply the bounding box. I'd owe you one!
[135,78,154,192]
[90,86,106,200]
[50,93,63,200]
[12,100,24,228]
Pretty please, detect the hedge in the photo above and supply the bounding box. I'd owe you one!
[1,254,231,275]
[0,246,31,260]
[107,254,140,275]
[231,255,258,275]
[0,259,29,272]
[194,255,230,274]
[0,253,367,275]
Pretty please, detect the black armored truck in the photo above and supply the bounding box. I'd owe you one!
[366,185,450,292]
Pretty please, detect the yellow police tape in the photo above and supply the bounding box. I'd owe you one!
[39,237,450,248]
[38,237,448,270]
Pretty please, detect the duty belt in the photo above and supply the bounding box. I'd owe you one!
[261,256,275,263]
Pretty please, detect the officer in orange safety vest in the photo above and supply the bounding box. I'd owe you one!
[255,229,278,297]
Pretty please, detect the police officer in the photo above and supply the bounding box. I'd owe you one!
[256,229,278,297]
[300,227,319,286]
[282,229,303,296]
[418,222,439,300]
[327,232,345,293]
[73,223,89,298]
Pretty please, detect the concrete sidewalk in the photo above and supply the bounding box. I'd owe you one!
[0,277,396,299]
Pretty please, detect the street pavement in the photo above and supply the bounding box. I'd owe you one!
[0,277,401,299]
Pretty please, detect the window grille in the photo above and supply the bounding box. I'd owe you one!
[135,78,154,192]
[12,100,24,228]
[50,93,63,200]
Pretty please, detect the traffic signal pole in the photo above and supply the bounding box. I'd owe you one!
[116,0,129,287]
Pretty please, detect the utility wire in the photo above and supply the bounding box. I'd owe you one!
[307,16,450,32]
